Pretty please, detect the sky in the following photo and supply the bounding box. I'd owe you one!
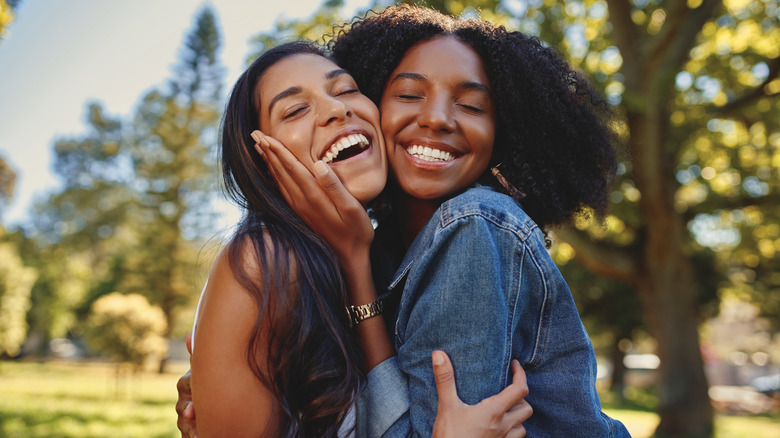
[0,0,372,228]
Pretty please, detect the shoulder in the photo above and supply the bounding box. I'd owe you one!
[194,230,293,348]
[191,234,281,435]
[435,185,539,241]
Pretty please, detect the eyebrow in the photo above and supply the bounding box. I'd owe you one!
[268,86,302,114]
[390,72,490,94]
[267,69,351,114]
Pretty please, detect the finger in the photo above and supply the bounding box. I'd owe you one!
[490,360,529,409]
[258,144,301,209]
[505,425,527,438]
[176,416,196,438]
[432,350,459,411]
[183,402,196,420]
[176,369,192,396]
[495,403,530,438]
[185,332,193,355]
[258,143,295,205]
[504,400,533,424]
[312,161,364,218]
[253,131,317,208]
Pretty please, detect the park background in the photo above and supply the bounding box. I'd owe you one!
[0,0,778,437]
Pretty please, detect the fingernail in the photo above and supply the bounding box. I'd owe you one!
[313,161,329,177]
[250,131,263,143]
[183,403,193,416]
[253,143,265,157]
[432,350,444,366]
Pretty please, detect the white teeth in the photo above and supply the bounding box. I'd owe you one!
[406,145,455,162]
[322,133,369,164]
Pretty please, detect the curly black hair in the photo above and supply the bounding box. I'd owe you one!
[330,5,618,229]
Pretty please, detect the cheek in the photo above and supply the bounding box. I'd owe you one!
[474,120,496,158]
[380,104,406,142]
[270,127,315,164]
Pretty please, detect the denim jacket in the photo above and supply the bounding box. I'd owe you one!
[357,185,630,437]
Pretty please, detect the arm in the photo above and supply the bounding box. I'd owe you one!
[254,134,534,437]
[253,131,393,371]
[178,349,532,438]
[394,213,537,436]
[190,247,280,437]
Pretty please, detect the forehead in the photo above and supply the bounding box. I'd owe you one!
[393,36,489,84]
[258,54,340,102]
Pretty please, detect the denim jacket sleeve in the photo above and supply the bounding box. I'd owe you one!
[355,356,410,437]
[381,188,630,437]
[393,202,537,436]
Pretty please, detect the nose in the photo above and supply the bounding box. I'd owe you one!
[318,95,352,126]
[417,95,455,133]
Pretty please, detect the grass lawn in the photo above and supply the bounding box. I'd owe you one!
[604,407,780,438]
[1,359,778,437]
[0,359,189,438]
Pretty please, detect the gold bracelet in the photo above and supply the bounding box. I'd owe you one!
[348,298,383,327]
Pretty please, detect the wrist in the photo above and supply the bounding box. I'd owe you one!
[347,297,383,327]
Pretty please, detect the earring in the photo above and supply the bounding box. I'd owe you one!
[491,164,526,200]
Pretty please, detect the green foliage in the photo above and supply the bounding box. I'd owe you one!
[0,154,16,215]
[25,7,224,355]
[0,0,17,41]
[0,238,36,357]
[84,293,167,369]
[247,0,354,59]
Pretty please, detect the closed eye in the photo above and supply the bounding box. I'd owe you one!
[398,94,423,100]
[458,103,485,113]
[283,106,308,119]
[337,88,359,96]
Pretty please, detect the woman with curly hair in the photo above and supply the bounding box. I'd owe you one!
[255,5,631,437]
[186,39,530,438]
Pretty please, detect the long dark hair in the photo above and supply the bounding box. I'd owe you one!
[220,41,362,437]
[331,5,618,230]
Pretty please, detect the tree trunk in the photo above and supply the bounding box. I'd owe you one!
[609,331,628,401]
[630,103,715,435]
[635,254,713,437]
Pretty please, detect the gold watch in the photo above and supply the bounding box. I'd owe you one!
[348,298,383,327]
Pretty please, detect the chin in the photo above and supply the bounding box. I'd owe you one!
[346,178,387,206]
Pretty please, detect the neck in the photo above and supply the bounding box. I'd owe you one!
[391,190,443,250]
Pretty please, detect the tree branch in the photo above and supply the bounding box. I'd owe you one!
[684,192,780,221]
[660,0,721,76]
[606,0,641,89]
[709,56,780,116]
[553,227,637,283]
[644,0,721,92]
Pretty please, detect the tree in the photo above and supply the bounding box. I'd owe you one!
[0,154,16,217]
[0,235,36,358]
[24,7,224,367]
[513,1,778,436]
[25,103,134,352]
[122,6,223,372]
[84,292,167,371]
[251,1,779,436]
[0,0,20,42]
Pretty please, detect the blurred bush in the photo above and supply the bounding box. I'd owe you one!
[84,292,168,371]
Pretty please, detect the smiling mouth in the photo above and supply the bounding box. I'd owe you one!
[322,134,370,164]
[405,145,455,162]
